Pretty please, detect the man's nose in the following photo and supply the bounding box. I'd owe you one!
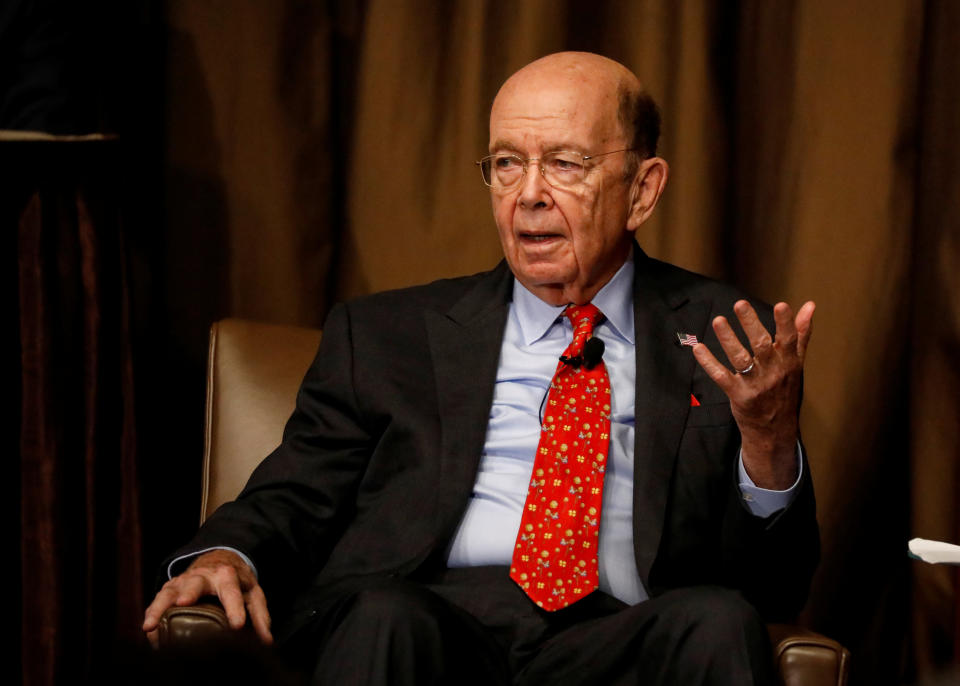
[516,162,554,210]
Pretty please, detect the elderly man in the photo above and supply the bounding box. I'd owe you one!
[144,52,818,685]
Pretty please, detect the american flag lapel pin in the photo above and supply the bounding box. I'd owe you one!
[676,331,698,347]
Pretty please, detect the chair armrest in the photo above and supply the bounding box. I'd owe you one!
[157,602,232,647]
[770,624,850,686]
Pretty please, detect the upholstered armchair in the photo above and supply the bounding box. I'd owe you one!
[157,318,850,685]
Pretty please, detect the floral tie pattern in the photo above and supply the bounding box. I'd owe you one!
[510,303,611,610]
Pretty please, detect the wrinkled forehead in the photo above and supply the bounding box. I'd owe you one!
[489,72,624,152]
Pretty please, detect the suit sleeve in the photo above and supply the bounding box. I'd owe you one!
[162,303,374,594]
[721,439,819,621]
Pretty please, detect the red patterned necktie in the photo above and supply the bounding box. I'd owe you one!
[510,303,611,610]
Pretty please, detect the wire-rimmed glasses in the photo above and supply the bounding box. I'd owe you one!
[476,148,636,191]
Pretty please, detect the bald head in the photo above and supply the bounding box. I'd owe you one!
[492,52,660,162]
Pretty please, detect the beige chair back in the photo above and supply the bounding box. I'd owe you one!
[201,318,322,522]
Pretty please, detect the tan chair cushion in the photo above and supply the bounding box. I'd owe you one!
[201,318,322,522]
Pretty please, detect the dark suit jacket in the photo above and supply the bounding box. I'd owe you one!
[176,247,819,625]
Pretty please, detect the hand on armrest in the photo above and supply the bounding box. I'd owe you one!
[142,549,272,647]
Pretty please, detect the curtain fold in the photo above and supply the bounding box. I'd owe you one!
[12,138,142,686]
[908,0,960,674]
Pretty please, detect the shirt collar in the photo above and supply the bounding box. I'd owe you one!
[512,249,635,345]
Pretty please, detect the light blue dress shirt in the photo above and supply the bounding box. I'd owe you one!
[445,256,800,604]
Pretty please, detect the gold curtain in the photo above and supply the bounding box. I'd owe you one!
[159,1,959,681]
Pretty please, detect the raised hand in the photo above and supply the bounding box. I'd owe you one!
[142,548,273,647]
[692,300,815,490]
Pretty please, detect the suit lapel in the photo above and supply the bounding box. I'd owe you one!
[425,262,513,538]
[631,249,711,587]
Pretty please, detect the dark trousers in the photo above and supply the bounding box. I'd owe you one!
[277,566,775,686]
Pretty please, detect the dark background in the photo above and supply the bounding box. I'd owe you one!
[5,1,958,684]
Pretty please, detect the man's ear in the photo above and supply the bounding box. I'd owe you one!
[626,157,669,231]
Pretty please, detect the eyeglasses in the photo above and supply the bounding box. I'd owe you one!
[476,148,637,191]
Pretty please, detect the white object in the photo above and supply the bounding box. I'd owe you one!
[908,538,960,565]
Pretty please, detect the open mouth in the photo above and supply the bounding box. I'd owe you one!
[519,232,562,243]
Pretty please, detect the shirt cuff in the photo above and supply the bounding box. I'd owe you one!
[737,443,803,518]
[166,546,259,580]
